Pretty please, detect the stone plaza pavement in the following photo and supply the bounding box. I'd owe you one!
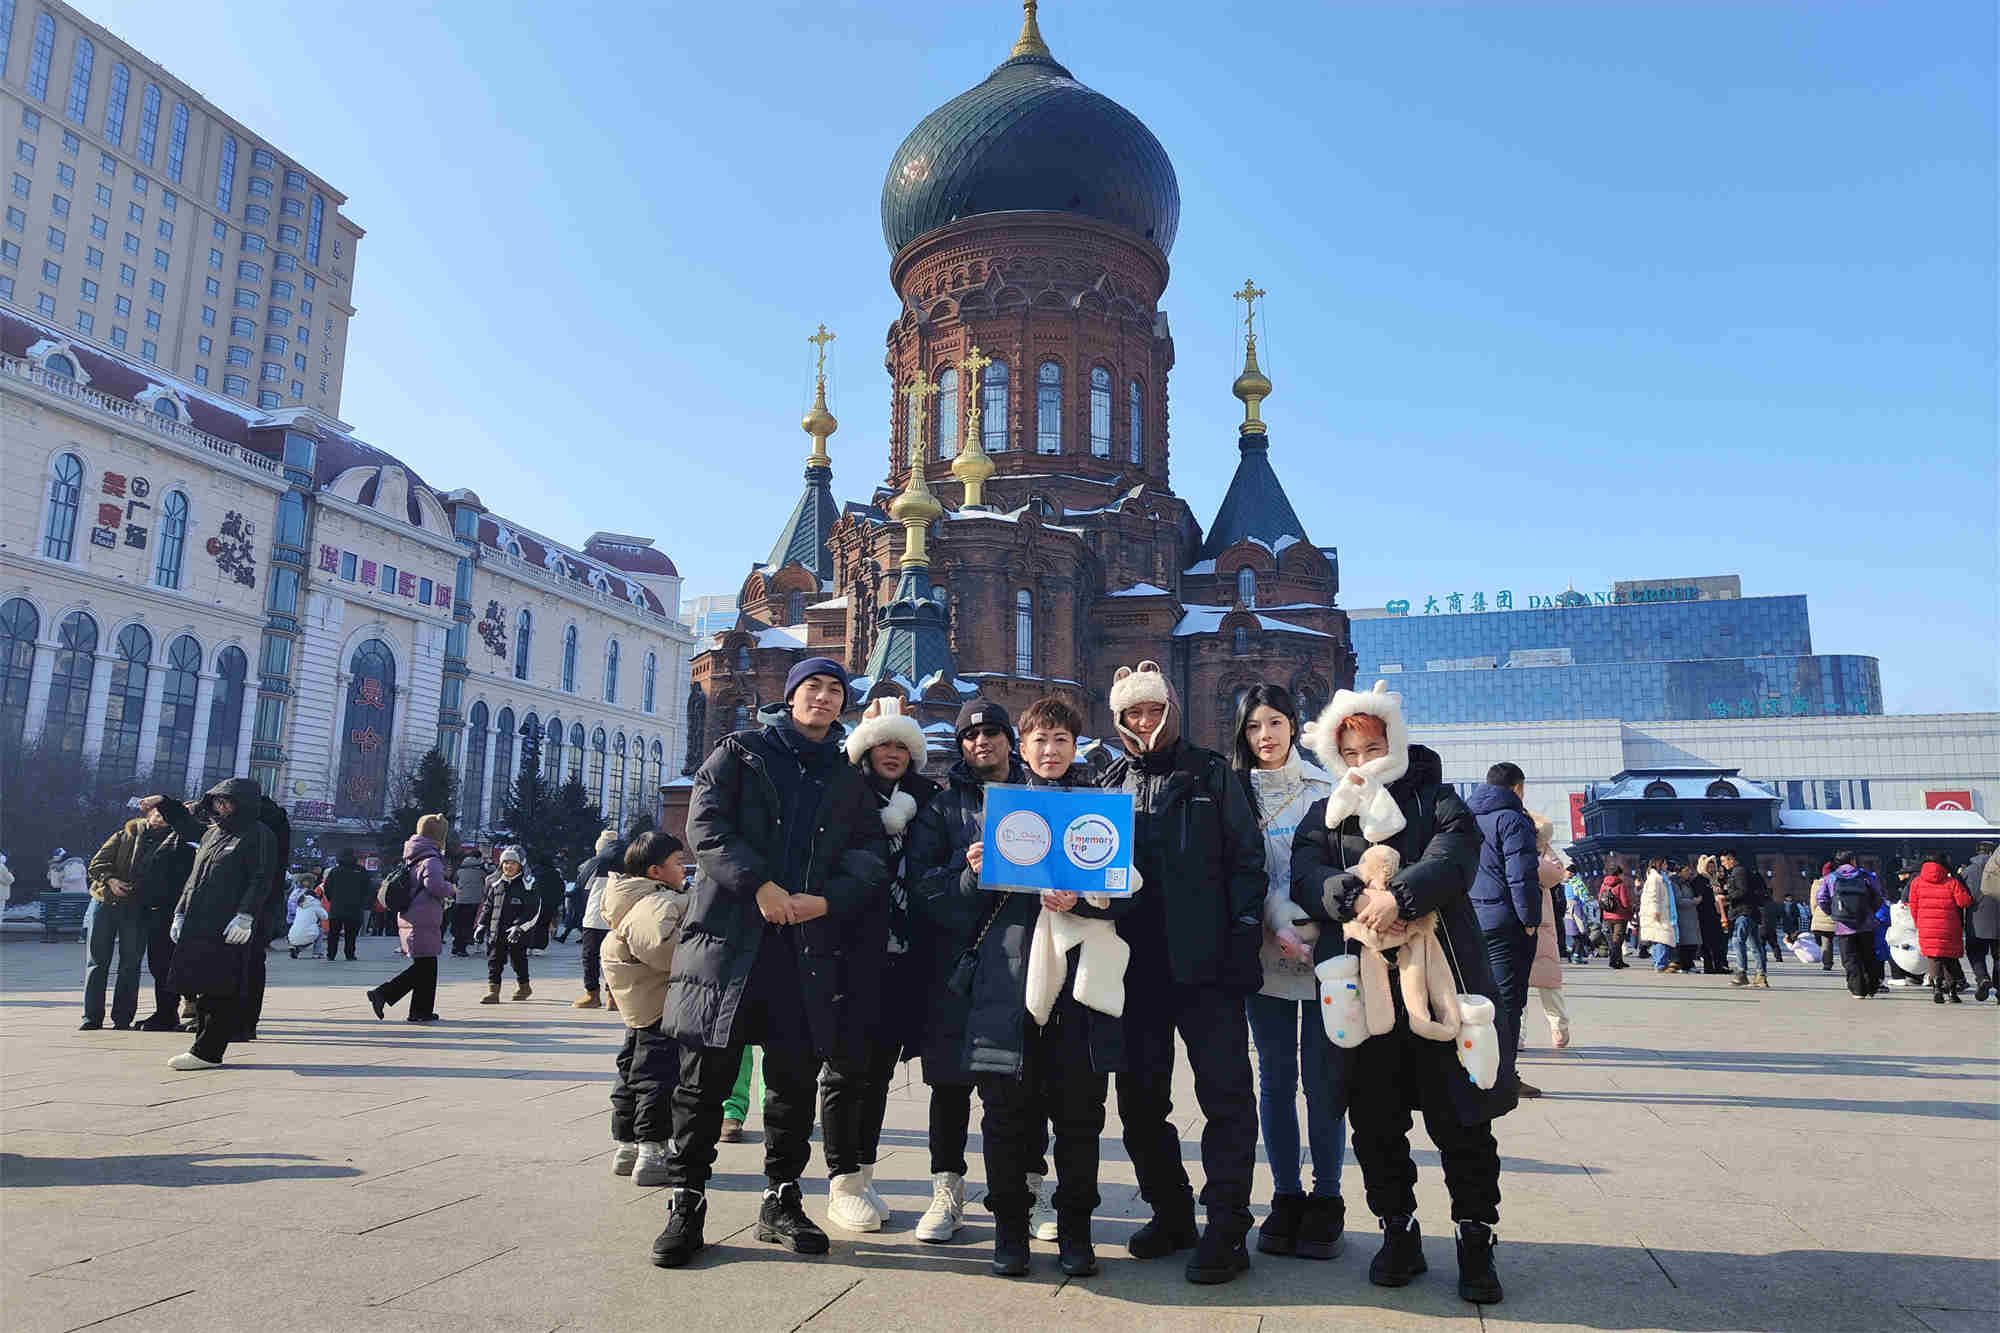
[2,936,1995,1333]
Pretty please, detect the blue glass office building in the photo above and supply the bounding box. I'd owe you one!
[1349,584,1881,726]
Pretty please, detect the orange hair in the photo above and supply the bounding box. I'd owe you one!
[1335,712,1388,748]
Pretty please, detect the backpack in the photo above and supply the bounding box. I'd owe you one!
[1831,875,1872,928]
[378,855,422,914]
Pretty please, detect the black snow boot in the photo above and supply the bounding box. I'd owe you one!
[1455,1220,1504,1304]
[1256,1192,1307,1256]
[1126,1194,1199,1259]
[1369,1214,1428,1287]
[756,1181,829,1255]
[1184,1221,1251,1285]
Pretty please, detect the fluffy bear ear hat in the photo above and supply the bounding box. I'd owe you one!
[1109,660,1179,754]
[844,695,928,769]
[1301,680,1411,841]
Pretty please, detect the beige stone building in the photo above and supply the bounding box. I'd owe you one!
[0,1,360,416]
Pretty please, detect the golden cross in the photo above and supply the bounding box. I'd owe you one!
[808,323,836,377]
[1233,278,1266,342]
[956,344,991,393]
[903,367,940,461]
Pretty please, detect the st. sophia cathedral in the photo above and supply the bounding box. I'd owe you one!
[675,3,1356,805]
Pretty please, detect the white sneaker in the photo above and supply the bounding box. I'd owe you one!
[859,1163,891,1222]
[167,1051,222,1071]
[611,1141,640,1176]
[827,1170,885,1232]
[915,1170,965,1243]
[633,1141,672,1187]
[1026,1172,1059,1242]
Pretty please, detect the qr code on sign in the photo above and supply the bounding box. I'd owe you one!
[1103,868,1127,893]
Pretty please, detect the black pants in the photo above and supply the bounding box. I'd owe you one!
[450,903,478,953]
[1481,925,1534,1040]
[1348,1024,1502,1225]
[979,998,1106,1221]
[1813,930,1836,971]
[611,1022,682,1142]
[378,955,438,1017]
[84,899,147,1026]
[190,994,243,1063]
[145,908,177,1020]
[820,1036,904,1177]
[326,915,361,959]
[1839,931,1881,997]
[243,946,267,1033]
[1964,938,1995,986]
[1116,980,1257,1222]
[928,1081,974,1175]
[487,940,530,986]
[580,927,607,994]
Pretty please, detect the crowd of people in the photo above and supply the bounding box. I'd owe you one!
[60,656,1998,1308]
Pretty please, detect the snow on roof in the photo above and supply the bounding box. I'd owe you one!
[1184,559,1218,575]
[757,625,807,650]
[1593,774,1776,802]
[1778,808,1998,833]
[1172,605,1335,638]
[1109,583,1171,598]
[809,597,848,610]
[1257,614,1332,638]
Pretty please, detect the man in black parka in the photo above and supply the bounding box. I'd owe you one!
[166,778,277,1069]
[653,657,888,1270]
[1098,661,1267,1286]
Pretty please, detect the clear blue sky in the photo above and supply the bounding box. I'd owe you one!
[86,1,1997,713]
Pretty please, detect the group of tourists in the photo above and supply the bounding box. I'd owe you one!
[590,657,1519,1305]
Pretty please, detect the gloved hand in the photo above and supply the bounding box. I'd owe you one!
[222,912,255,945]
[505,925,524,943]
[472,928,487,947]
[170,913,185,943]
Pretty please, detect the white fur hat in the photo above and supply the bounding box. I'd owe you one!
[594,829,618,856]
[845,695,928,766]
[1301,680,1410,784]
[1109,660,1178,754]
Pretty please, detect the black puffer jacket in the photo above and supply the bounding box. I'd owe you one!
[863,768,941,1060]
[666,723,889,1060]
[137,798,201,913]
[906,755,1027,1083]
[174,778,278,942]
[1723,862,1769,921]
[322,860,374,919]
[1098,738,1266,997]
[1289,743,1517,1126]
[965,764,1133,1078]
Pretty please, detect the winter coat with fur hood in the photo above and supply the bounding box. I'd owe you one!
[1098,661,1266,997]
[601,870,692,1029]
[1906,862,1972,958]
[907,754,1026,1082]
[86,815,171,905]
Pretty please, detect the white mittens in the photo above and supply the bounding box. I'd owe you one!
[1455,994,1500,1090]
[222,913,254,945]
[170,913,184,943]
[1315,955,1367,1048]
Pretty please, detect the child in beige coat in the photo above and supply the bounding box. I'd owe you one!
[602,831,692,1186]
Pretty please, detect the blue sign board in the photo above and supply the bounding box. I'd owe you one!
[979,785,1137,897]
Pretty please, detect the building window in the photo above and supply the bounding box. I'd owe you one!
[276,223,299,247]
[270,278,291,301]
[108,325,125,348]
[244,202,267,225]
[643,652,657,713]
[162,190,176,213]
[101,623,152,778]
[227,345,249,366]
[983,358,1009,452]
[684,690,707,772]
[8,172,25,198]
[135,83,160,165]
[610,733,627,828]
[35,292,54,318]
[1036,361,1063,454]
[74,311,90,335]
[64,36,94,124]
[461,701,489,829]
[46,611,98,757]
[14,138,32,166]
[247,175,271,199]
[250,148,274,170]
[223,373,248,397]
[590,727,607,802]
[513,609,532,680]
[936,366,958,460]
[238,259,262,282]
[543,715,562,782]
[0,597,40,750]
[561,625,577,691]
[491,708,516,807]
[1089,366,1112,456]
[604,639,620,703]
[46,224,63,250]
[1237,566,1257,608]
[337,639,396,817]
[200,646,247,784]
[154,490,188,587]
[193,365,207,385]
[25,13,55,101]
[153,634,201,780]
[230,315,253,336]
[215,134,236,212]
[147,277,164,298]
[1015,589,1033,675]
[1234,626,1250,656]
[568,722,585,786]
[42,451,84,560]
[306,192,323,264]
[103,63,129,144]
[1128,378,1143,465]
[166,102,187,182]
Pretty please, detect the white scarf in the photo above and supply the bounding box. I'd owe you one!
[1323,754,1407,841]
[1250,751,1307,831]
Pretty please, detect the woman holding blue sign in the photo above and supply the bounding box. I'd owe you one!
[1230,684,1345,1261]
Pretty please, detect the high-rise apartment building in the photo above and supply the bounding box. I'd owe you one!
[0,1,360,415]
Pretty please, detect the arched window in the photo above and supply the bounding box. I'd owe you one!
[983,359,1009,452]
[330,639,394,819]
[102,624,152,778]
[275,490,306,548]
[1705,780,1739,799]
[492,707,515,807]
[154,490,189,588]
[568,721,585,786]
[202,646,247,784]
[590,727,608,805]
[561,625,578,692]
[46,611,97,757]
[937,367,959,460]
[1036,361,1063,454]
[214,133,236,212]
[786,591,805,626]
[521,711,540,778]
[734,643,751,672]
[44,353,76,378]
[136,83,160,166]
[1015,589,1034,676]
[152,397,179,421]
[1233,626,1250,657]
[461,701,489,830]
[544,714,562,782]
[1128,378,1144,465]
[610,733,628,828]
[604,639,620,703]
[103,63,130,145]
[732,700,753,733]
[154,634,202,781]
[1643,780,1676,800]
[513,609,532,680]
[25,13,55,100]
[643,652,657,713]
[65,36,93,124]
[1089,367,1112,457]
[1237,566,1257,608]
[0,598,41,750]
[630,734,650,825]
[650,739,665,798]
[166,101,188,182]
[43,453,84,560]
[684,690,707,772]
[904,378,923,466]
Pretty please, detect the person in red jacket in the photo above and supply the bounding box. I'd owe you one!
[1596,866,1633,969]
[1905,854,1974,1004]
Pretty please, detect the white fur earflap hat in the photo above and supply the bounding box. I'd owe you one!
[844,694,928,767]
[1301,680,1411,841]
[1109,660,1178,754]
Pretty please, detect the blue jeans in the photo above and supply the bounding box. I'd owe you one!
[1481,925,1535,1037]
[1731,916,1767,974]
[84,898,147,1026]
[1244,991,1345,1197]
[1653,940,1676,971]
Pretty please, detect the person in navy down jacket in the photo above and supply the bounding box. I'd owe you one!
[1466,762,1541,1101]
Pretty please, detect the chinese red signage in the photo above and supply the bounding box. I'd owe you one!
[1569,793,1587,841]
[1925,791,1973,812]
[92,470,152,551]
